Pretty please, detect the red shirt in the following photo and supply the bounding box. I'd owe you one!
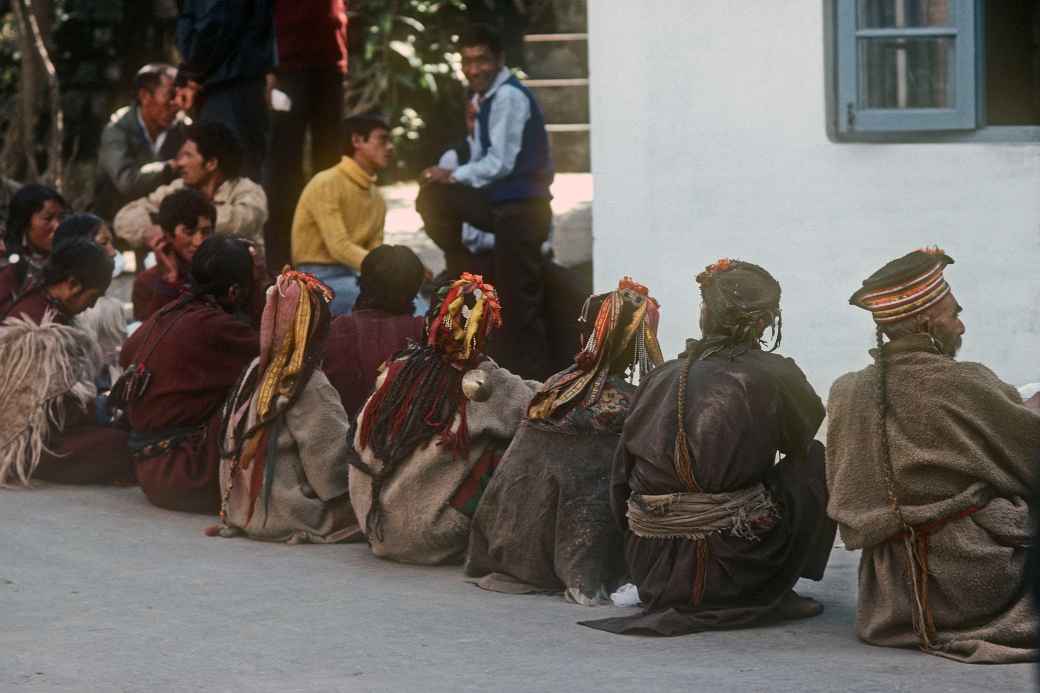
[323,308,423,419]
[132,266,189,323]
[275,0,348,72]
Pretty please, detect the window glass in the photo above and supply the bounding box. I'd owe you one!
[858,37,955,109]
[858,0,953,29]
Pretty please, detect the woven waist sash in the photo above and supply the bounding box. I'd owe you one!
[128,424,207,461]
[626,483,780,542]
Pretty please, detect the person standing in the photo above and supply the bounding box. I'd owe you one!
[264,0,349,271]
[291,113,392,316]
[93,63,187,222]
[175,0,276,180]
[416,24,554,380]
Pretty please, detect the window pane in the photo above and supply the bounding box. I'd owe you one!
[858,0,953,29]
[858,37,954,108]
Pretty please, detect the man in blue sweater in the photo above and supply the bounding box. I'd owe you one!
[417,24,555,380]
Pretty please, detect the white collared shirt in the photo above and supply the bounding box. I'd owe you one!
[452,67,531,189]
[137,110,170,156]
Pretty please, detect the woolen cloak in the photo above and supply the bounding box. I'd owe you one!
[220,361,361,543]
[465,376,632,603]
[350,359,538,565]
[585,344,835,635]
[826,335,1040,663]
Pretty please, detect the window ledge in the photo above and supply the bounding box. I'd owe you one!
[827,126,1040,144]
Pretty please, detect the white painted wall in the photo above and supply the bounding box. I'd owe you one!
[587,0,1040,396]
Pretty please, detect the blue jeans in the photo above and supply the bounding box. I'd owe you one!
[297,264,360,316]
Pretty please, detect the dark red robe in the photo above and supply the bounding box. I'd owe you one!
[322,308,424,420]
[121,298,258,513]
[131,265,190,323]
[2,285,66,324]
[0,263,21,313]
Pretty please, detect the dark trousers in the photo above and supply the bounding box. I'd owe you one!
[417,183,553,380]
[264,68,345,271]
[197,78,269,182]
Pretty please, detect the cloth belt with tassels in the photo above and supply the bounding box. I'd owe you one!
[626,483,780,542]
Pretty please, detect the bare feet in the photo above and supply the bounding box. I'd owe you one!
[776,590,823,620]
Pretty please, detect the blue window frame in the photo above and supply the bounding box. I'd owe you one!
[836,0,977,133]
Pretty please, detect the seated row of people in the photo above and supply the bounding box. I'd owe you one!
[0,237,1034,665]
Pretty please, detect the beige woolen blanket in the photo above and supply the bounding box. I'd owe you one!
[827,339,1040,663]
[351,360,538,565]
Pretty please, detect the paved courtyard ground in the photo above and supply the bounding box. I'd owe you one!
[1,485,1032,692]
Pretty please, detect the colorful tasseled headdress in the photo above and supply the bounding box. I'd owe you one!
[528,277,664,420]
[221,269,333,526]
[426,272,502,365]
[850,246,954,324]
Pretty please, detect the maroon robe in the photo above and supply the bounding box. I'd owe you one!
[3,285,68,324]
[121,298,258,513]
[0,263,21,313]
[34,405,134,486]
[322,308,424,420]
[132,265,190,323]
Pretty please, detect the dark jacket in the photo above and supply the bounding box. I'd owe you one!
[93,106,186,222]
[176,0,277,88]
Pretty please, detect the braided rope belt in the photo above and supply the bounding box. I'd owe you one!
[626,483,780,542]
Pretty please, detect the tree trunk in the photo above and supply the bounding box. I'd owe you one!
[5,0,63,189]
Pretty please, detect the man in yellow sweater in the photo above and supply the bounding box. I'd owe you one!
[291,113,392,315]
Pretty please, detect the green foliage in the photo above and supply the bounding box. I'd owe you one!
[348,0,472,179]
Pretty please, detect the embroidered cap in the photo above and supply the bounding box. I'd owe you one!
[850,247,954,324]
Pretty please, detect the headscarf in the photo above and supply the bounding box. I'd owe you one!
[356,273,502,541]
[528,277,663,420]
[220,270,333,525]
[425,272,502,364]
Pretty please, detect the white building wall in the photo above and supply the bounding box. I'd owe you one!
[587,0,1040,396]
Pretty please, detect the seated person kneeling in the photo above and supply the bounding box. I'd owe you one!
[116,236,259,513]
[0,239,133,486]
[585,259,836,636]
[350,273,539,564]
[132,188,214,322]
[466,277,664,605]
[323,245,426,421]
[215,270,362,544]
[828,248,1040,664]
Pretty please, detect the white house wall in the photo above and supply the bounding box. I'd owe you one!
[587,0,1040,396]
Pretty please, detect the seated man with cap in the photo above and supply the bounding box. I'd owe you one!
[827,247,1040,664]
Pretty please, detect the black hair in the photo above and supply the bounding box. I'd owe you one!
[458,23,504,56]
[134,63,176,97]
[185,121,244,180]
[53,213,105,252]
[355,245,424,315]
[155,187,216,237]
[190,235,253,301]
[5,183,66,254]
[343,112,390,156]
[42,237,113,294]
